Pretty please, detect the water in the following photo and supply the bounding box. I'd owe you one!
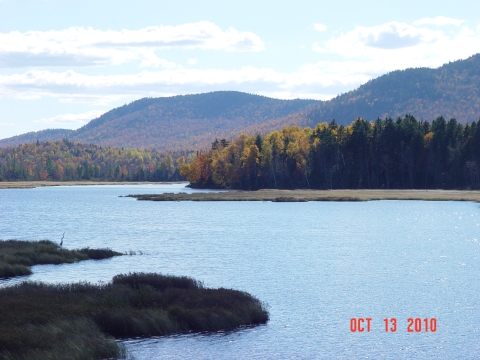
[0,184,479,359]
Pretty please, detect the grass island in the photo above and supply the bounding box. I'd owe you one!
[0,239,122,279]
[127,188,480,203]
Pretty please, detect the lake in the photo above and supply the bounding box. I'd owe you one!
[0,184,479,359]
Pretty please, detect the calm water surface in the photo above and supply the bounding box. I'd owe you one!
[0,184,479,359]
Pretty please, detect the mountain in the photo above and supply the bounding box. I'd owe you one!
[0,92,319,150]
[0,129,74,147]
[307,54,480,126]
[2,54,480,150]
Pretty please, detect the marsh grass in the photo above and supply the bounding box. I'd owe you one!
[272,197,308,202]
[77,247,122,260]
[128,189,480,202]
[0,240,122,279]
[0,273,269,360]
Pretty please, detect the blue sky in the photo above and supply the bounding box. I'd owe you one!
[1,0,480,139]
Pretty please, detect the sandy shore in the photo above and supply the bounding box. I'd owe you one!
[0,181,185,189]
[128,189,480,202]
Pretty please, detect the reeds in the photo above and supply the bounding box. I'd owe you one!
[0,240,122,279]
[0,273,269,359]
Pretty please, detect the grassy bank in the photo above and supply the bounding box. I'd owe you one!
[127,189,480,202]
[0,272,269,360]
[0,240,122,279]
[0,181,186,189]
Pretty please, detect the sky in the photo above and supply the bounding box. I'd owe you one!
[1,0,480,140]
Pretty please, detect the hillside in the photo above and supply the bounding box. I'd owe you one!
[1,54,480,150]
[0,129,74,147]
[307,54,480,126]
[0,92,319,150]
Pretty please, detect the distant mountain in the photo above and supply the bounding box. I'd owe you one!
[307,54,480,126]
[0,92,319,150]
[2,54,480,149]
[0,129,74,147]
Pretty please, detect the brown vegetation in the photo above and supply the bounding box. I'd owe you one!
[127,189,480,202]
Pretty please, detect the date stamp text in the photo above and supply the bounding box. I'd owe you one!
[350,318,437,333]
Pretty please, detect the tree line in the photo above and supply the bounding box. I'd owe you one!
[0,139,194,182]
[180,115,480,190]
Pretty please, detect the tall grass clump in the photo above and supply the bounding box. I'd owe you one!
[0,273,269,359]
[77,247,122,260]
[112,272,202,291]
[0,240,122,279]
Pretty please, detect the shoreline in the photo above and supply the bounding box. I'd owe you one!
[128,189,480,202]
[3,182,480,202]
[0,181,187,189]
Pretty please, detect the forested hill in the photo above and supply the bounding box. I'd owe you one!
[2,54,480,150]
[0,92,318,150]
[307,54,480,126]
[1,129,74,148]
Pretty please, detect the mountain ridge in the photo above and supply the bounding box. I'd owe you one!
[0,128,74,147]
[1,91,319,150]
[2,54,480,149]
[307,54,480,125]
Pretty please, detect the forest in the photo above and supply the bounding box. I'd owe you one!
[0,139,193,182]
[180,115,480,190]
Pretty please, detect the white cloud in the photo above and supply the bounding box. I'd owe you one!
[312,42,327,53]
[413,16,465,27]
[314,23,327,32]
[35,110,106,124]
[318,22,443,55]
[1,20,479,104]
[0,66,365,102]
[313,21,480,70]
[0,22,265,68]
[303,21,480,99]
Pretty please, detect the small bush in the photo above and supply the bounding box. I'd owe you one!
[78,247,122,260]
[272,197,307,202]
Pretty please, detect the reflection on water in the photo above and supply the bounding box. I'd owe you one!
[0,184,479,359]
